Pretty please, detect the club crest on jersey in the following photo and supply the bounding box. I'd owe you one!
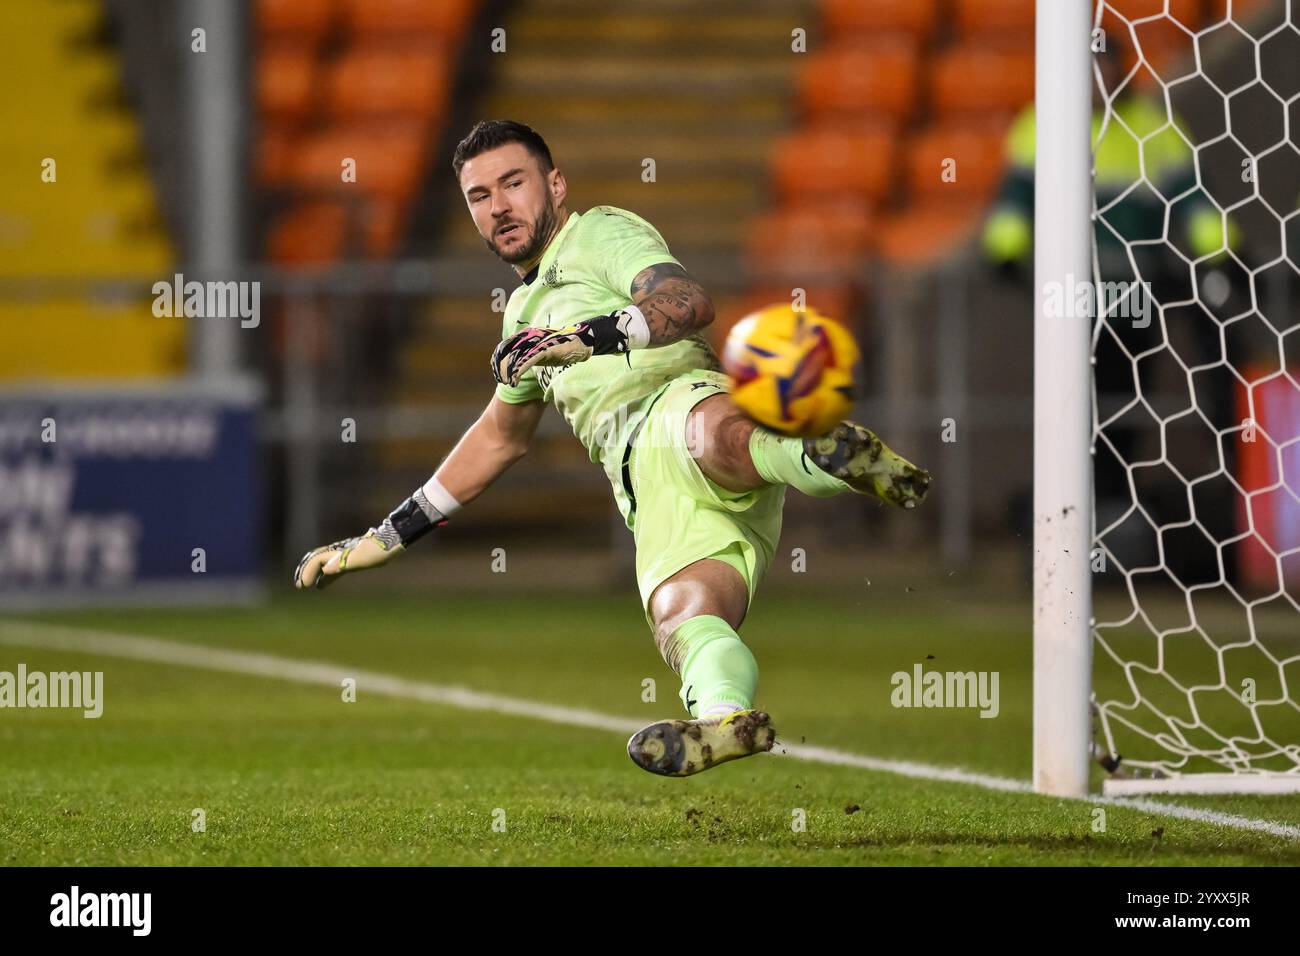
[542,262,563,286]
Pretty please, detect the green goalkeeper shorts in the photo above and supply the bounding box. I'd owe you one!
[616,368,787,630]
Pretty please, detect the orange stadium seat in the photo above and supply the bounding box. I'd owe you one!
[951,0,1032,53]
[904,123,1009,201]
[952,0,1033,40]
[361,197,405,257]
[820,0,939,43]
[257,0,336,40]
[770,124,898,205]
[256,124,297,186]
[268,200,347,264]
[291,122,430,201]
[257,44,318,121]
[341,0,477,40]
[931,47,1034,117]
[325,46,450,119]
[745,204,875,282]
[800,41,920,121]
[268,196,405,263]
[876,201,988,266]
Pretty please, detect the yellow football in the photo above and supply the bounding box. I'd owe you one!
[721,303,861,438]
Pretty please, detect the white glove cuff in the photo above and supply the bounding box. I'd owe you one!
[420,475,463,518]
[615,305,651,350]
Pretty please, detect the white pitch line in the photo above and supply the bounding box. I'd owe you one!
[2,619,1298,842]
[0,620,642,735]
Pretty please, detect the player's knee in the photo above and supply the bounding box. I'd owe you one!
[724,412,758,470]
[683,396,725,464]
[717,411,762,490]
[687,397,759,487]
[649,592,695,665]
[648,564,748,663]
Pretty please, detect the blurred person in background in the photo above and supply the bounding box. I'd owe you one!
[982,46,1241,585]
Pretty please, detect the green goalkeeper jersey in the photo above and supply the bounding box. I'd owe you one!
[494,205,723,480]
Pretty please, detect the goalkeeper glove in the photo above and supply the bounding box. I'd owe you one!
[293,483,454,590]
[491,305,650,387]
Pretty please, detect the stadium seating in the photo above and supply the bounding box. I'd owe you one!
[951,0,1034,44]
[291,123,430,199]
[257,44,319,122]
[257,0,335,41]
[930,48,1035,119]
[749,0,1219,282]
[730,0,1230,347]
[799,41,921,121]
[324,46,451,120]
[769,124,899,206]
[255,0,478,263]
[737,1,1035,329]
[821,0,940,42]
[256,124,297,187]
[266,200,348,265]
[904,123,1009,202]
[875,201,991,266]
[341,0,477,43]
[745,203,876,281]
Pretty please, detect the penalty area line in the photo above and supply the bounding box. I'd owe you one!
[1,619,1297,842]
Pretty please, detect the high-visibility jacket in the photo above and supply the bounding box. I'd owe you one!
[981,95,1233,273]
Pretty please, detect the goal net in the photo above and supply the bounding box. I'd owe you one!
[1087,0,1300,794]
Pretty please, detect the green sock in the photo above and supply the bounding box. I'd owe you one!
[748,427,850,498]
[666,615,758,718]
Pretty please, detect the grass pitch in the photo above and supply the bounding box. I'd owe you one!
[1,590,1297,866]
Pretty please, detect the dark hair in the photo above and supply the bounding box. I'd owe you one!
[452,119,554,179]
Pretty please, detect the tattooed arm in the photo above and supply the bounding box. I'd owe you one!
[628,262,715,346]
[488,262,717,387]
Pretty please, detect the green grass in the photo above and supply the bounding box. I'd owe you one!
[0,591,1297,865]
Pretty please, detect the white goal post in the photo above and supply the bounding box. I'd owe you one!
[1034,0,1300,796]
[1034,0,1096,798]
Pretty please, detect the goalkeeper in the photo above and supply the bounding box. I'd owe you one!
[294,120,931,777]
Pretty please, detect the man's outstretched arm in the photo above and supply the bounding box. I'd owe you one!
[435,392,545,504]
[293,394,545,589]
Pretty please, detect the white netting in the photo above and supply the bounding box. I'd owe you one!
[1089,0,1300,783]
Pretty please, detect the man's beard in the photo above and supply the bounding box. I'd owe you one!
[486,201,559,266]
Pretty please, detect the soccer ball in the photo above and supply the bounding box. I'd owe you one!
[721,303,861,438]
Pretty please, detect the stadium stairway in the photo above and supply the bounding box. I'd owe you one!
[0,0,180,380]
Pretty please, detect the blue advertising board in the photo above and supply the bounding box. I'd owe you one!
[0,383,262,607]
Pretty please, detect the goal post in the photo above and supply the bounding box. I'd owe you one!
[1036,0,1300,796]
[1033,0,1096,799]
